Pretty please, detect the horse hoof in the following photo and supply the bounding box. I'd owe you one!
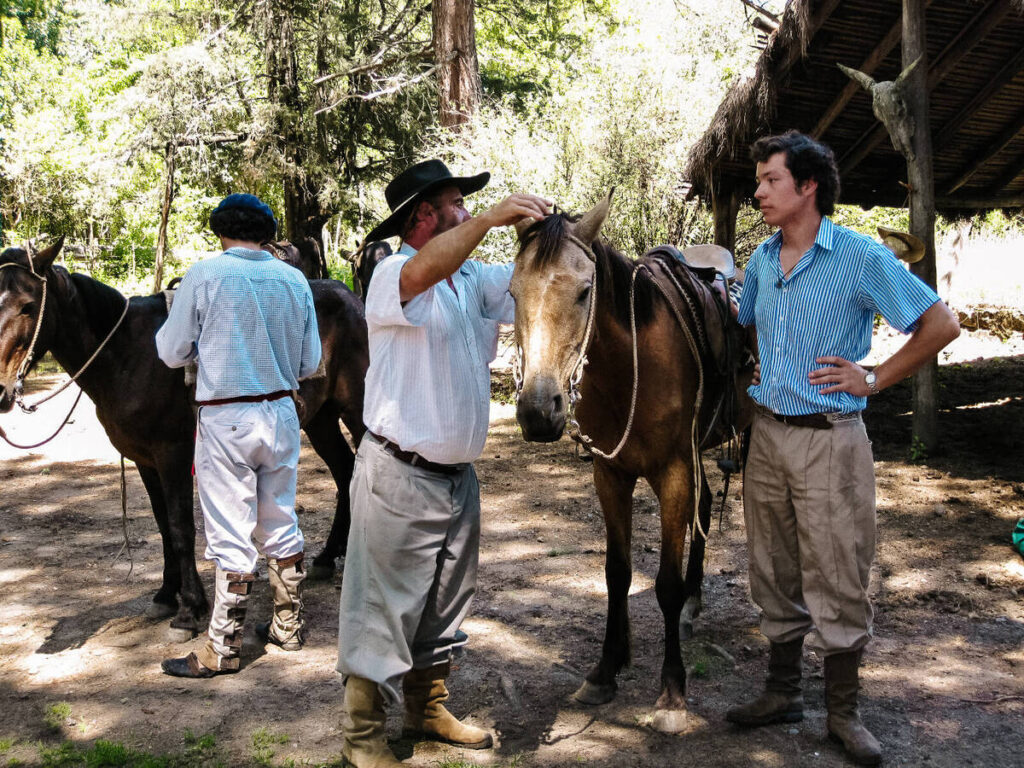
[145,602,177,620]
[306,562,336,582]
[651,708,688,734]
[573,680,616,706]
[167,626,196,643]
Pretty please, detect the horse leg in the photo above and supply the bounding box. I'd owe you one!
[574,461,636,706]
[136,464,180,619]
[680,468,712,640]
[144,453,208,641]
[648,460,698,734]
[302,406,356,580]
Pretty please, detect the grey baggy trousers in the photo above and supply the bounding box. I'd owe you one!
[337,433,480,703]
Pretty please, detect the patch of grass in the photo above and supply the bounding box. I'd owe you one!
[83,740,133,767]
[251,728,289,766]
[43,703,73,732]
[38,741,81,768]
[0,737,16,752]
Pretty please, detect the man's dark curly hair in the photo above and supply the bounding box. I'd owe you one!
[750,130,841,216]
[209,207,277,243]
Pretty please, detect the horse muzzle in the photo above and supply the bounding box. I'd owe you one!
[516,374,566,443]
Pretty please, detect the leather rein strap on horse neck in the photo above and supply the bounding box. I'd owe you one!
[0,252,130,449]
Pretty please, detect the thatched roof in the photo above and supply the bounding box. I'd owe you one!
[685,0,1024,213]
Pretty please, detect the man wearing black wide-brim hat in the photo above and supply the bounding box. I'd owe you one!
[337,159,550,767]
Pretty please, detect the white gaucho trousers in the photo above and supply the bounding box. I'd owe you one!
[195,397,305,574]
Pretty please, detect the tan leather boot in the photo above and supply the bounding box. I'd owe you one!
[825,650,882,766]
[256,552,305,651]
[402,663,493,749]
[726,638,804,726]
[341,676,402,768]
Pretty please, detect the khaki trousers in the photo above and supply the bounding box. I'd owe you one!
[743,412,876,654]
[337,434,479,704]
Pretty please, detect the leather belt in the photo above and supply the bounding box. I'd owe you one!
[368,431,461,475]
[754,403,861,430]
[197,390,290,407]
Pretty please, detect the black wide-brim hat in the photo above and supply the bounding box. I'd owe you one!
[365,159,490,242]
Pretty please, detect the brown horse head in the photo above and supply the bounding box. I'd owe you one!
[0,237,64,412]
[510,195,611,442]
[347,241,393,299]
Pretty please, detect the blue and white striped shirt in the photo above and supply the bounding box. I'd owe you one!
[155,247,321,401]
[737,217,939,415]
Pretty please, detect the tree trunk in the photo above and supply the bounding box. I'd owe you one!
[902,0,939,451]
[152,143,176,294]
[433,0,481,129]
[712,183,740,255]
[265,0,329,246]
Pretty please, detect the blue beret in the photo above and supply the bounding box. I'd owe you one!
[213,193,276,225]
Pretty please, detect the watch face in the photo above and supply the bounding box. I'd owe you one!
[865,372,876,385]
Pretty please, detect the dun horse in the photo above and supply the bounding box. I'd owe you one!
[511,197,751,732]
[0,239,367,639]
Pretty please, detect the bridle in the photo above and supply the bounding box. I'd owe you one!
[0,247,130,447]
[513,231,642,461]
[512,229,714,542]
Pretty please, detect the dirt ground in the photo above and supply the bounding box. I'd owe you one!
[1,331,1023,768]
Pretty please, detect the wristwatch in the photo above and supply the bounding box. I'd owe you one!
[864,371,880,396]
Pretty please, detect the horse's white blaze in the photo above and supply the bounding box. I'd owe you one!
[523,272,561,378]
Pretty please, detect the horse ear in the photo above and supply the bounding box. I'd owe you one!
[574,191,614,244]
[514,217,536,242]
[31,236,65,273]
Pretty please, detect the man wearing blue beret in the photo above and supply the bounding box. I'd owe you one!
[155,193,322,677]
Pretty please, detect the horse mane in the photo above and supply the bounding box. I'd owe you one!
[519,213,658,330]
[65,269,130,334]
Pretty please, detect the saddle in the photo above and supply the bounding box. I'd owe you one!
[639,245,754,451]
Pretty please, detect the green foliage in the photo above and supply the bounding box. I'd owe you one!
[250,728,288,766]
[43,702,72,731]
[909,435,928,463]
[38,741,80,768]
[0,737,15,752]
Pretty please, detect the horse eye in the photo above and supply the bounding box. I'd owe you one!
[576,285,591,305]
[19,302,36,317]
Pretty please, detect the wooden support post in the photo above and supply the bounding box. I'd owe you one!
[902,0,938,451]
[712,183,740,256]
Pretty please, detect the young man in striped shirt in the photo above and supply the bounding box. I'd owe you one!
[727,131,959,765]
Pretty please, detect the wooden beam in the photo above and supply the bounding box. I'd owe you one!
[812,2,937,139]
[934,43,1024,150]
[903,0,939,450]
[712,184,740,255]
[986,150,1024,197]
[945,105,1024,194]
[839,0,1014,176]
[937,193,1024,208]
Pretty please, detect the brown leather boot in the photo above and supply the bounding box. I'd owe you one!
[341,676,402,768]
[402,663,493,749]
[824,650,882,766]
[256,552,306,651]
[726,638,804,726]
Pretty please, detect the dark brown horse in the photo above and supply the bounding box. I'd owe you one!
[0,239,367,639]
[510,197,752,732]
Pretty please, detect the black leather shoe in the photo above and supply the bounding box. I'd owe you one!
[161,652,222,678]
[255,621,303,651]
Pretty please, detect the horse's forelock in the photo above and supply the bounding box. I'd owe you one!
[518,212,584,268]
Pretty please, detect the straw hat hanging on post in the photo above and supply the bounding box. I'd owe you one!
[877,226,925,264]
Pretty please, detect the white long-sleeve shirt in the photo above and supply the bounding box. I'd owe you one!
[362,244,514,464]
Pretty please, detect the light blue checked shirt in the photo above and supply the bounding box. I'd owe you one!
[737,217,939,416]
[155,247,321,401]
